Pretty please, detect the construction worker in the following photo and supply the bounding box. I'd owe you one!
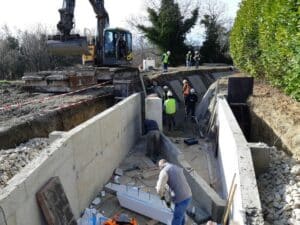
[162,51,171,72]
[164,91,176,131]
[182,79,191,116]
[194,51,201,69]
[186,51,192,67]
[144,119,160,162]
[156,159,192,225]
[186,88,198,120]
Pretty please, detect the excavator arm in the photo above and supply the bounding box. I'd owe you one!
[48,0,109,64]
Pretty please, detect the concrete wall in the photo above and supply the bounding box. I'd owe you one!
[0,93,142,225]
[160,134,226,223]
[217,97,263,224]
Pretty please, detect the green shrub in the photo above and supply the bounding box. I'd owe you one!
[230,0,300,101]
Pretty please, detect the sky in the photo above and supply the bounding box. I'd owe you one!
[0,0,241,34]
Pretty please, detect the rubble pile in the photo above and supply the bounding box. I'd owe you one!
[0,138,49,188]
[257,148,300,225]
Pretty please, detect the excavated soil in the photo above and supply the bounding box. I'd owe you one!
[248,79,300,160]
[0,82,114,149]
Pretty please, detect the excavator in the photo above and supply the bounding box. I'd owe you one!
[23,0,144,95]
[47,0,133,66]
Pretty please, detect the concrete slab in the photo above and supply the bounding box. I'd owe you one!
[167,80,184,102]
[105,183,173,224]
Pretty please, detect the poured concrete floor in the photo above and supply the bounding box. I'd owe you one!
[95,137,200,224]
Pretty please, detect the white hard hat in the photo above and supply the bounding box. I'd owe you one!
[163,85,168,90]
[167,51,171,55]
[183,79,188,84]
[190,88,195,94]
[195,51,199,53]
[167,91,173,97]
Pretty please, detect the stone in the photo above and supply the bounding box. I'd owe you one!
[291,165,300,176]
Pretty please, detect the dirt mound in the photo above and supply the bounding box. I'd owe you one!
[249,80,300,160]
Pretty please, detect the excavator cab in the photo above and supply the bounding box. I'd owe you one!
[81,29,133,66]
[102,28,133,65]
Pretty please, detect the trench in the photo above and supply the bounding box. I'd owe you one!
[2,67,295,225]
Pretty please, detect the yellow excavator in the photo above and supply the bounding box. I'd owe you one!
[22,0,143,94]
[47,0,133,66]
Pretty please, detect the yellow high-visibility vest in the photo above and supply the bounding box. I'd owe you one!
[164,98,176,114]
[162,53,169,64]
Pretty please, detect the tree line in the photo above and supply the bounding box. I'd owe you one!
[230,0,300,101]
[0,26,80,80]
[136,0,232,65]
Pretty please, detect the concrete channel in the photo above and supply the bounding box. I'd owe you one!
[0,67,270,225]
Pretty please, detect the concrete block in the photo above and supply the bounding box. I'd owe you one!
[145,96,163,131]
[167,80,184,102]
[105,183,173,225]
[248,142,271,176]
[117,192,173,225]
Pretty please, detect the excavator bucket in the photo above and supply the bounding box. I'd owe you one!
[47,36,89,56]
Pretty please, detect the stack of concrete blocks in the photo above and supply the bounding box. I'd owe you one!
[105,183,173,225]
[217,97,264,224]
[0,93,142,225]
[145,96,163,131]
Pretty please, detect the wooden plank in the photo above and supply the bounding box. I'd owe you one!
[36,176,77,225]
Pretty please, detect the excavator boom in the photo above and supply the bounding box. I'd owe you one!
[47,0,109,62]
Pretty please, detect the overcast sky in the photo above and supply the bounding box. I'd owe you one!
[0,0,241,31]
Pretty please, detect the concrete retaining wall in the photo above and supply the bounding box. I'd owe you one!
[0,93,142,225]
[217,97,263,224]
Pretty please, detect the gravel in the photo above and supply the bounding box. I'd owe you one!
[0,138,49,188]
[257,148,300,224]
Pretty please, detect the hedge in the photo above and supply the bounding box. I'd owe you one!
[230,0,300,101]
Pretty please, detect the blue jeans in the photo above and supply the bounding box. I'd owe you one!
[172,197,191,225]
[163,63,168,72]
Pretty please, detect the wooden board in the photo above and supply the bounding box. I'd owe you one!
[36,176,77,225]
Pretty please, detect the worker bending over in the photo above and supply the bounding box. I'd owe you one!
[156,159,192,225]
